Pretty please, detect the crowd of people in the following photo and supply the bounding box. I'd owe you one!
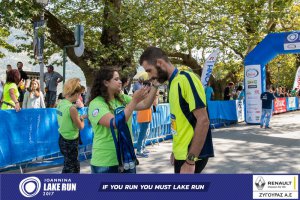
[0,62,65,111]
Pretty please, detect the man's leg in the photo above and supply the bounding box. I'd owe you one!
[260,109,266,128]
[49,91,57,108]
[264,109,272,128]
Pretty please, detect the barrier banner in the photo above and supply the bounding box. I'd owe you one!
[235,100,245,122]
[287,97,297,111]
[298,97,300,110]
[274,98,287,114]
[0,174,298,200]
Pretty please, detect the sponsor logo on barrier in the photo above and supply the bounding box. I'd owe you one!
[253,175,298,199]
[246,69,259,78]
[275,100,286,107]
[19,177,77,197]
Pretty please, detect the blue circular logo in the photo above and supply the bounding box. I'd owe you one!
[287,33,298,42]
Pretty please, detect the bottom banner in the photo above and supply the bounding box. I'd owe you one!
[0,174,298,200]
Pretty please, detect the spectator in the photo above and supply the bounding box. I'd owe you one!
[140,46,214,174]
[291,88,297,97]
[205,82,214,102]
[6,64,12,73]
[56,78,86,173]
[121,77,130,95]
[224,82,234,100]
[237,85,245,100]
[44,65,64,108]
[1,69,21,112]
[260,85,276,129]
[22,79,45,109]
[17,61,29,107]
[75,85,86,108]
[136,107,152,158]
[88,67,157,174]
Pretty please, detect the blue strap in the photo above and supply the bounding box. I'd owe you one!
[114,110,136,163]
[110,118,122,166]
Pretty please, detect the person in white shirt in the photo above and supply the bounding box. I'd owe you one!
[23,79,45,109]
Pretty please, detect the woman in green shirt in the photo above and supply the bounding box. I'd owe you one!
[57,78,87,173]
[1,69,21,111]
[88,67,158,173]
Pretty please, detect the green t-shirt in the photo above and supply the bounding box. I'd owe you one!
[1,83,19,110]
[169,71,207,160]
[88,94,132,167]
[56,99,79,140]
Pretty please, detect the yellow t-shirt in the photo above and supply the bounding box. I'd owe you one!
[169,70,214,160]
[1,83,19,110]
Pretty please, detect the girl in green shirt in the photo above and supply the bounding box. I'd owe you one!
[57,78,87,173]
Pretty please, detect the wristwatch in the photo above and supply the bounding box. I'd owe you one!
[187,153,200,162]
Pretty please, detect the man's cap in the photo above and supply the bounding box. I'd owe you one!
[46,65,54,70]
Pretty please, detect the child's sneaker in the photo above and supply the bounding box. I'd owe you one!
[136,152,149,158]
[142,149,150,154]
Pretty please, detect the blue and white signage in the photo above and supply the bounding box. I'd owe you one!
[284,32,300,50]
[245,65,262,124]
[201,49,220,87]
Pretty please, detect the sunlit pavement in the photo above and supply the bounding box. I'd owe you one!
[8,110,300,174]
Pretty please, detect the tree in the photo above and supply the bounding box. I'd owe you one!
[0,0,299,89]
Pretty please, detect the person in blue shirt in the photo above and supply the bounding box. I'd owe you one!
[260,85,276,129]
[205,82,214,102]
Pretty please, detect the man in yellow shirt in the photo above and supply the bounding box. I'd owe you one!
[140,47,214,174]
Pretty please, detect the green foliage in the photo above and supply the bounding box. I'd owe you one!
[0,0,299,87]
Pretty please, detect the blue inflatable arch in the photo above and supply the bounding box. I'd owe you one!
[244,31,300,124]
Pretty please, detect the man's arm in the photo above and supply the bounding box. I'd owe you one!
[57,72,64,83]
[180,107,209,173]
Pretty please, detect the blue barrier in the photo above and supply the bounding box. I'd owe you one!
[207,100,238,128]
[0,104,171,170]
[0,109,60,169]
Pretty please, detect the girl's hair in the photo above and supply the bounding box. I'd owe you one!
[29,79,41,98]
[63,78,82,97]
[6,69,21,84]
[89,67,125,111]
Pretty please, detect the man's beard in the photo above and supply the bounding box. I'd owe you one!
[155,65,169,83]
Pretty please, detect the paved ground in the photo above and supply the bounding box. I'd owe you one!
[5,110,300,174]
